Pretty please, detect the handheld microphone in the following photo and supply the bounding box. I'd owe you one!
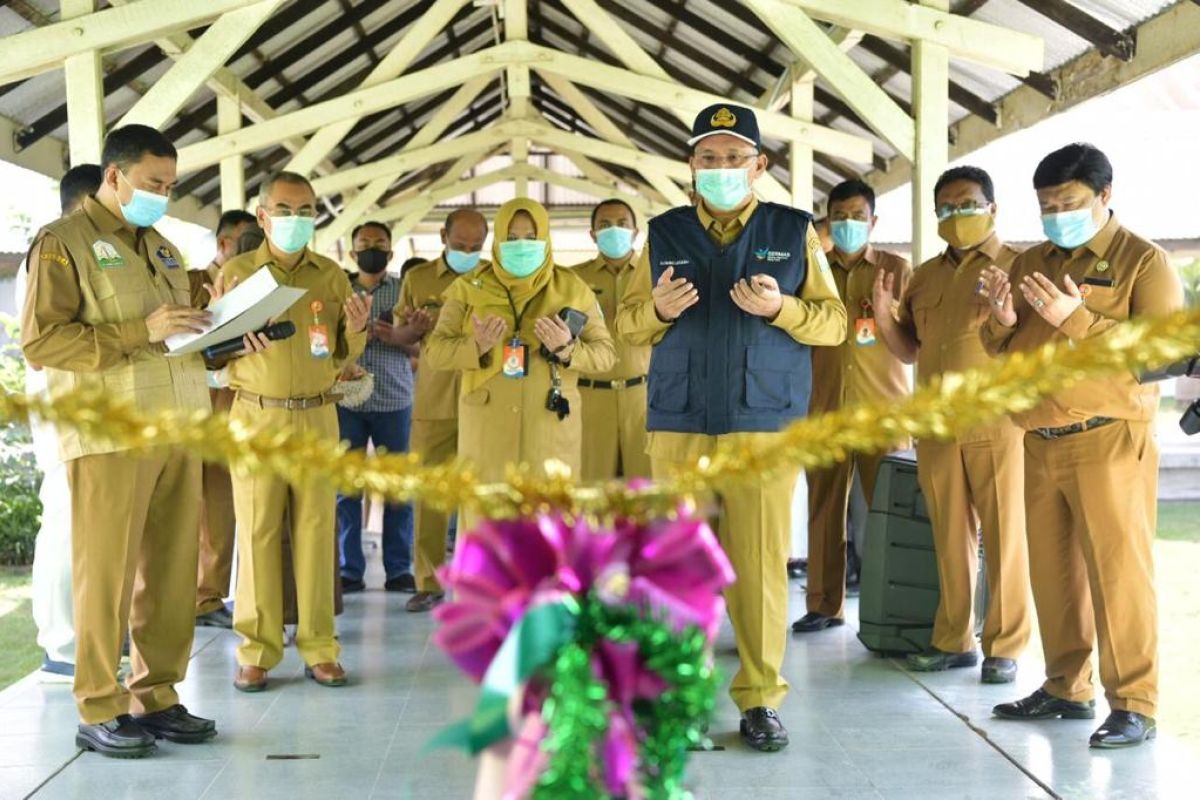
[202,320,296,360]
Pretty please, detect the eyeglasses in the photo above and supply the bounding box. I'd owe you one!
[694,152,760,169]
[936,200,990,221]
[267,205,317,219]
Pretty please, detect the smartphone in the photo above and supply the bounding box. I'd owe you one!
[558,307,587,339]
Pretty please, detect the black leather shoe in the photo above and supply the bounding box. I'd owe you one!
[993,689,1096,720]
[134,705,217,744]
[341,576,366,593]
[1089,711,1157,749]
[906,649,979,672]
[196,607,233,629]
[76,715,156,758]
[740,707,789,752]
[384,573,417,593]
[981,657,1018,684]
[791,612,844,633]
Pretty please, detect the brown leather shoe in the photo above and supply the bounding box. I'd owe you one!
[406,591,445,613]
[234,666,268,693]
[305,662,347,687]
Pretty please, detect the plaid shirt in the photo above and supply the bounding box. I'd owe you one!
[352,273,413,413]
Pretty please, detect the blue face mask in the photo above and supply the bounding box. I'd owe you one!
[695,169,750,211]
[830,219,871,254]
[445,249,482,274]
[595,226,634,260]
[498,240,547,278]
[1041,207,1098,249]
[268,216,314,254]
[118,172,168,228]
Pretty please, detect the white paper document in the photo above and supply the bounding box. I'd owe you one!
[166,266,308,355]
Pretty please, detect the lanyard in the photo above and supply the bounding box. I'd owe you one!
[504,288,529,341]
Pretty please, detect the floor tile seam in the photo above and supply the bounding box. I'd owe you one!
[24,750,82,799]
[882,657,1061,800]
[369,693,413,796]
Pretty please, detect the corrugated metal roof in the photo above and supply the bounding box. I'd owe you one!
[0,0,1188,223]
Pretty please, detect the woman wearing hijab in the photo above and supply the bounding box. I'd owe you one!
[424,198,616,520]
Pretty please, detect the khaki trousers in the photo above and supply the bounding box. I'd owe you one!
[1024,421,1158,717]
[231,398,339,670]
[67,449,200,724]
[805,452,886,619]
[410,417,458,593]
[579,383,650,481]
[917,431,1031,658]
[196,387,236,615]
[652,449,799,712]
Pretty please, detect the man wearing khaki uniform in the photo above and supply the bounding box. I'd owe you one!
[226,172,369,693]
[22,126,233,757]
[192,209,258,629]
[872,166,1031,683]
[793,180,911,635]
[402,209,489,612]
[573,199,651,481]
[982,144,1182,748]
[618,105,845,751]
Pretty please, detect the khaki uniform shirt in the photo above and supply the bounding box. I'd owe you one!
[422,266,616,480]
[980,213,1184,430]
[570,253,650,382]
[21,196,209,459]
[899,233,1022,442]
[222,242,366,398]
[397,256,472,422]
[616,198,847,462]
[810,245,912,415]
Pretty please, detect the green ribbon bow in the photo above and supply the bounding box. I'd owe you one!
[431,596,581,754]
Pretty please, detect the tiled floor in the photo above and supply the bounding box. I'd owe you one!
[1,554,1193,799]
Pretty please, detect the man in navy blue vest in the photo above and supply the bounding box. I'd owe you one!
[617,104,846,752]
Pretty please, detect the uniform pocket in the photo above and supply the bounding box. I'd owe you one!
[648,349,689,413]
[744,345,792,410]
[462,388,490,407]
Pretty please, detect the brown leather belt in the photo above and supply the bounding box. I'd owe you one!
[236,390,336,410]
[577,376,646,390]
[1032,416,1115,440]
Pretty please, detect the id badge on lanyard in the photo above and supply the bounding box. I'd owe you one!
[502,289,529,378]
[855,299,876,346]
[503,337,528,378]
[308,300,331,359]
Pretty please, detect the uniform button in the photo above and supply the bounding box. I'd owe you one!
[511,406,520,413]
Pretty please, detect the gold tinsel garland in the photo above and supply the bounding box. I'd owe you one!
[3,308,1199,521]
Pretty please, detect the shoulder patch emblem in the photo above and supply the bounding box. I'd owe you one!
[156,245,180,269]
[40,252,70,267]
[92,240,125,270]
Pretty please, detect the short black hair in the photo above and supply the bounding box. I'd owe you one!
[236,227,265,255]
[258,171,316,204]
[590,198,637,230]
[1033,143,1112,193]
[216,209,256,238]
[934,166,995,203]
[59,163,102,214]
[827,179,876,216]
[101,125,177,173]
[351,220,391,243]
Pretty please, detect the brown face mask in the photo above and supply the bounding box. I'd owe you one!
[937,213,995,251]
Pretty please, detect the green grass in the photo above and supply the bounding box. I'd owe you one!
[1158,501,1200,542]
[0,568,41,690]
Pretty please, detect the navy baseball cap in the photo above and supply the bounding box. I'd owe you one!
[687,103,761,149]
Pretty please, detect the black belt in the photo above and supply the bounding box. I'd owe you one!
[1032,416,1115,440]
[577,376,646,390]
